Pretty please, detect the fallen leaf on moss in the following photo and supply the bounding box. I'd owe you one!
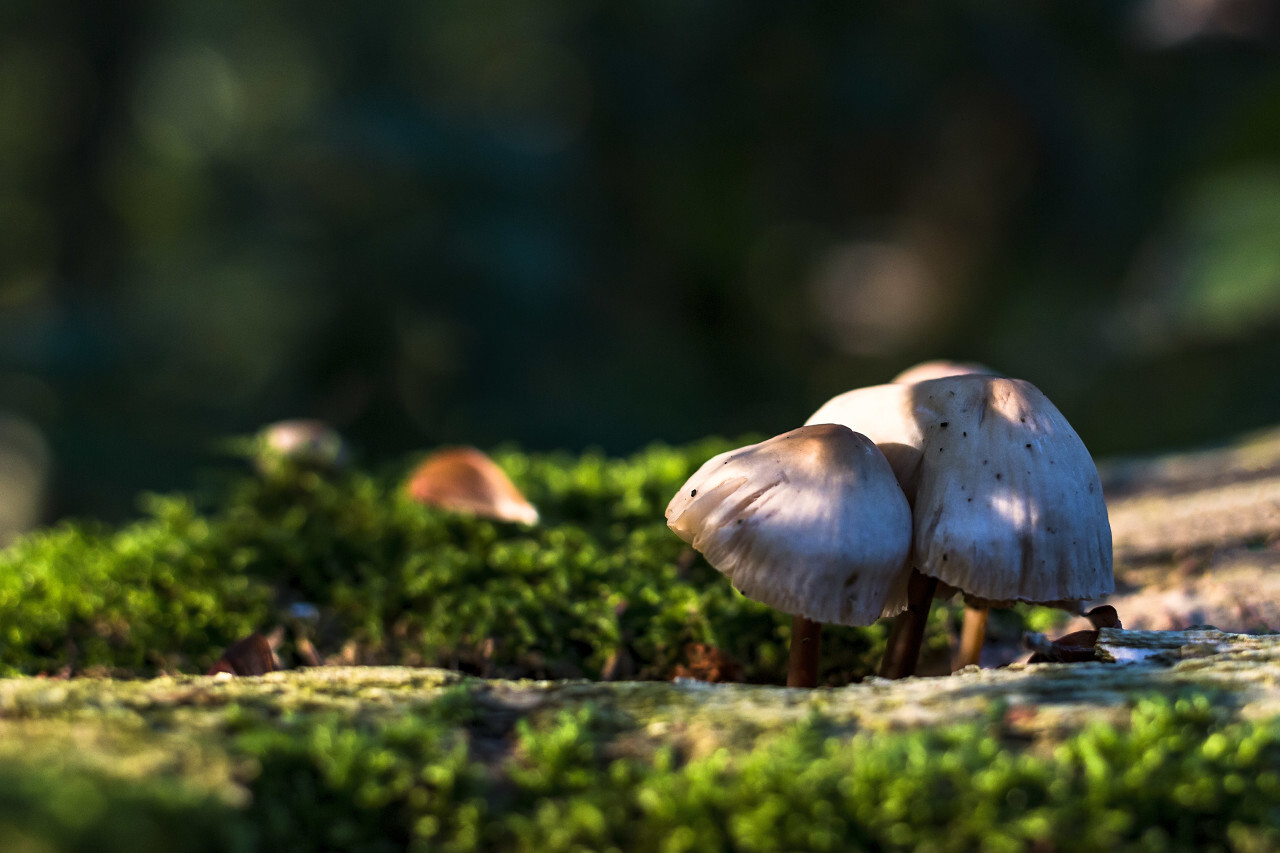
[206,633,277,676]
[1025,629,1102,664]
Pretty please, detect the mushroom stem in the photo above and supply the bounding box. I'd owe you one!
[787,615,823,687]
[879,568,939,679]
[952,605,989,671]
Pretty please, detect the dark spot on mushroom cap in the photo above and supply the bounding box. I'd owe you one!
[962,431,967,437]
[690,489,697,497]
[940,422,949,429]
[1020,417,1026,423]
[996,473,1002,480]
[1025,444,1032,449]
[983,459,988,465]
[942,553,948,561]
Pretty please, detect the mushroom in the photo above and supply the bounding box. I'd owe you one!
[665,423,912,687]
[807,374,1113,677]
[891,360,996,385]
[405,447,539,525]
[255,419,350,476]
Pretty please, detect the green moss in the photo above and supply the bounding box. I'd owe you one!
[0,759,242,853]
[0,498,274,675]
[440,694,1280,852]
[0,680,1277,853]
[0,440,920,683]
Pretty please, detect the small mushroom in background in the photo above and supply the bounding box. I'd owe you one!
[808,373,1114,678]
[665,424,913,688]
[255,419,350,476]
[405,447,539,525]
[891,359,996,385]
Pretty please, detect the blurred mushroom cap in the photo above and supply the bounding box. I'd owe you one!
[256,419,349,474]
[804,360,998,501]
[891,360,997,384]
[405,447,539,525]
[806,382,927,501]
[665,424,913,625]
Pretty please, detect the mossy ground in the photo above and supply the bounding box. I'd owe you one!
[0,440,996,682]
[3,441,1262,852]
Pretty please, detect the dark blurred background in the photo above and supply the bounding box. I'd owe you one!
[2,1,1280,531]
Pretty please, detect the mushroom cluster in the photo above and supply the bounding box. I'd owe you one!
[667,361,1114,685]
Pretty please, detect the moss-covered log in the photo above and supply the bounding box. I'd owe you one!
[1,629,1279,851]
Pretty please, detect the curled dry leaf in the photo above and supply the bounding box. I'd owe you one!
[1025,629,1103,664]
[207,632,278,677]
[1085,604,1122,630]
[405,447,539,525]
[1024,604,1123,664]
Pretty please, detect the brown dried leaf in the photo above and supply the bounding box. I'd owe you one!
[207,633,278,676]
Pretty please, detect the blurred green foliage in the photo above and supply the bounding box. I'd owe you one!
[0,440,959,682]
[1,685,1278,852]
[2,2,1280,522]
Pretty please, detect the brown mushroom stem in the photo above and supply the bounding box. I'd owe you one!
[952,605,989,671]
[787,615,823,687]
[879,568,939,679]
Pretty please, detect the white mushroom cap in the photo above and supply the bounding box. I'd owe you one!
[806,375,1113,607]
[804,361,998,497]
[806,382,928,501]
[808,358,998,499]
[908,376,1113,605]
[665,423,913,626]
